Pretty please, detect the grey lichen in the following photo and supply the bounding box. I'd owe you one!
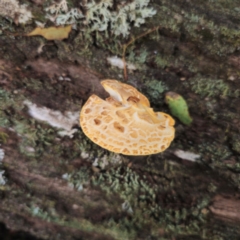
[46,0,156,37]
[0,0,32,24]
[0,148,6,185]
[92,153,123,169]
[45,1,84,26]
[0,170,6,185]
[24,100,79,138]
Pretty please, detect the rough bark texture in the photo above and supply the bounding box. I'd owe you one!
[0,0,240,239]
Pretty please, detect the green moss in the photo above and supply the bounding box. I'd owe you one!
[28,196,136,239]
[184,75,239,98]
[77,164,212,237]
[0,17,15,32]
[198,141,232,163]
[127,47,149,65]
[230,134,240,154]
[144,79,168,102]
[1,1,240,239]
[0,89,12,127]
[14,120,56,157]
[62,166,91,190]
[0,132,8,144]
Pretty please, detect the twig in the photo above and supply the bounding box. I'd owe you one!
[122,26,161,81]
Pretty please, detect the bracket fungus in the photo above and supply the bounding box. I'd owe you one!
[80,79,175,155]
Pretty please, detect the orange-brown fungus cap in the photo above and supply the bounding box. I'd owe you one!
[80,79,175,155]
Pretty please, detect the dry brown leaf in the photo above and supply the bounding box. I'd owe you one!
[27,25,72,40]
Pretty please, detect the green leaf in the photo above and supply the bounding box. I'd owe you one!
[165,92,192,125]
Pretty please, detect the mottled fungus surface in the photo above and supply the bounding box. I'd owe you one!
[80,79,175,155]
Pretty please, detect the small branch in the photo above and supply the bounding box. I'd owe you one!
[122,26,161,81]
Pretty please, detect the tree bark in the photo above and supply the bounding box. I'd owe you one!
[0,0,240,239]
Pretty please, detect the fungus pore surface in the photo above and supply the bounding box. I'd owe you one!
[80,79,175,155]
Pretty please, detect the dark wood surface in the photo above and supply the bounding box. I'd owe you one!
[0,0,240,239]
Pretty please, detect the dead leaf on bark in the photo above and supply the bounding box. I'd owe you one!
[27,25,72,40]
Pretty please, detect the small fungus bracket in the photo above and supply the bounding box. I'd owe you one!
[80,79,175,156]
